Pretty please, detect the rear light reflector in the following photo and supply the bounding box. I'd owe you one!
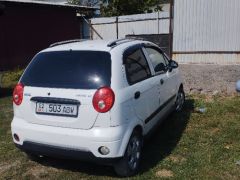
[13,83,24,105]
[98,146,110,155]
[92,87,115,113]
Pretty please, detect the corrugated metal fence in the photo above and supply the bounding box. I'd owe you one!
[90,0,240,64]
[90,12,170,40]
[173,0,240,64]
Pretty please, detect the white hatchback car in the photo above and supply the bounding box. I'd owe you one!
[11,39,185,176]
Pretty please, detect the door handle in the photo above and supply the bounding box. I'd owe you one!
[160,79,164,85]
[134,91,141,99]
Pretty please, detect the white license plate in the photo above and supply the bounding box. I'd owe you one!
[36,102,78,117]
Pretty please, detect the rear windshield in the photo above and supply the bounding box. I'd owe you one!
[21,51,111,89]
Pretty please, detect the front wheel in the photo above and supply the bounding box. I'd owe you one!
[114,130,142,177]
[175,88,185,112]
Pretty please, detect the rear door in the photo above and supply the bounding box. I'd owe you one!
[20,51,111,130]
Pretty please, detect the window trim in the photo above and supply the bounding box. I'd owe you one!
[123,45,152,86]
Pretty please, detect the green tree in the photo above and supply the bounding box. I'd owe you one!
[101,0,170,16]
[101,0,145,16]
[68,0,170,16]
[68,0,99,6]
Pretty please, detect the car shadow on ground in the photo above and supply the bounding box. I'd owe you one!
[0,87,13,98]
[140,98,194,174]
[32,98,194,177]
[34,157,116,177]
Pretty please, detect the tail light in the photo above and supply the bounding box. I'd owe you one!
[92,87,115,113]
[13,83,24,105]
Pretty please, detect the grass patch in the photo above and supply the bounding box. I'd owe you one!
[0,68,24,98]
[0,95,239,179]
[1,68,24,88]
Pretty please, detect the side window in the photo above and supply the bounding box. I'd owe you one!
[145,47,168,74]
[125,48,151,85]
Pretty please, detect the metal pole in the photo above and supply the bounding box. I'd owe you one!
[169,0,174,59]
[158,10,160,34]
[116,16,119,39]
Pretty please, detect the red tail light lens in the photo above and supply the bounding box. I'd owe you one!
[92,87,115,113]
[13,83,24,105]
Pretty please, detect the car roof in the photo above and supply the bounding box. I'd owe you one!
[41,39,156,53]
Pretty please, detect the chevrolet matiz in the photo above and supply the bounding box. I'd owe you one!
[11,39,185,177]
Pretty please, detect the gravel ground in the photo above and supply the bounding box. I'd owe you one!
[179,64,240,95]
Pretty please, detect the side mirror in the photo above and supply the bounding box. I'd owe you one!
[169,60,178,68]
[154,63,167,72]
[168,60,178,72]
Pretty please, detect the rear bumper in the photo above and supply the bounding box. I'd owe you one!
[15,141,120,164]
[11,117,130,159]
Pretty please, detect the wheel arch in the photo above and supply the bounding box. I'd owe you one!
[118,123,143,157]
[133,125,143,136]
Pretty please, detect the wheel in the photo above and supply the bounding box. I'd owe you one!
[175,87,185,112]
[114,130,142,177]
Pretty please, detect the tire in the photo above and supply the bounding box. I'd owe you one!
[114,130,142,177]
[175,87,185,112]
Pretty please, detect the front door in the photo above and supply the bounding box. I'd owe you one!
[144,47,175,104]
[141,46,176,129]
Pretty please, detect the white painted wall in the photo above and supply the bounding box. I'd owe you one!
[91,12,170,40]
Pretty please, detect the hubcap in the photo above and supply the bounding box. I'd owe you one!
[176,91,184,111]
[127,136,141,170]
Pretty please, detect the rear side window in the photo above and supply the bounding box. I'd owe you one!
[21,51,111,89]
[124,48,151,85]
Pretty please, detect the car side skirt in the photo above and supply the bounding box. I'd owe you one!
[145,94,176,124]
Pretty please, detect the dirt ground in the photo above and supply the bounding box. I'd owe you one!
[179,64,240,95]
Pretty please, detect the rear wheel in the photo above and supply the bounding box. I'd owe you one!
[114,130,142,177]
[175,87,185,112]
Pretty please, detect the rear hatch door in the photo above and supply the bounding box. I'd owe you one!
[19,50,111,130]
